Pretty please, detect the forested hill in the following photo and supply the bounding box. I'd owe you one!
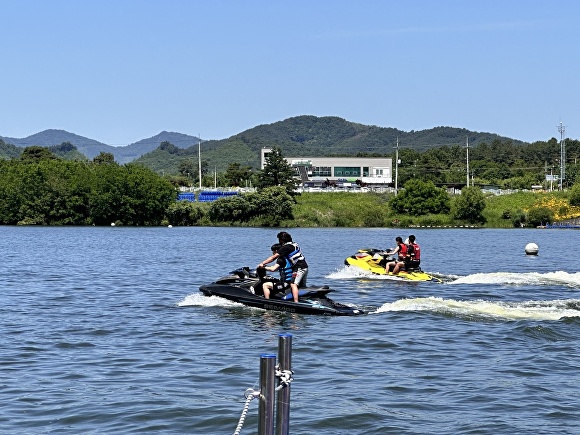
[134,115,529,173]
[2,116,530,171]
[0,130,199,163]
[1,130,117,160]
[219,115,525,155]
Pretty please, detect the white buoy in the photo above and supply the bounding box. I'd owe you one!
[111,222,115,227]
[525,242,539,255]
[168,225,173,228]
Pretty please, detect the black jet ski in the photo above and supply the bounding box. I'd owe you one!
[199,267,365,316]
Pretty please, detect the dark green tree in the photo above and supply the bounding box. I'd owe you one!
[569,183,580,207]
[159,141,181,154]
[20,146,56,162]
[451,186,486,223]
[178,159,195,177]
[389,179,450,215]
[0,158,176,226]
[224,162,252,187]
[527,206,554,227]
[93,152,116,164]
[89,163,176,226]
[257,147,298,196]
[208,186,293,225]
[165,201,207,226]
[245,186,294,225]
[208,195,252,222]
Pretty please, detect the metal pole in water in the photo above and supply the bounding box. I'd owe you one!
[276,333,292,435]
[259,353,276,435]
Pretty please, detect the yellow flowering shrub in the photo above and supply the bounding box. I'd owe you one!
[529,196,580,221]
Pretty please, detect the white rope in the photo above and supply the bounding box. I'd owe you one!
[233,388,260,435]
[232,368,293,433]
[275,369,294,392]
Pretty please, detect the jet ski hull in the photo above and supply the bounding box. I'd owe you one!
[200,267,365,316]
[345,248,439,282]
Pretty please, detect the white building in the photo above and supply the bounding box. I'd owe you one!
[260,148,392,186]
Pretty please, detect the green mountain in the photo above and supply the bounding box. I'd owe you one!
[134,115,527,175]
[1,129,117,160]
[0,139,88,161]
[0,139,22,159]
[0,129,198,163]
[47,142,88,160]
[1,116,531,174]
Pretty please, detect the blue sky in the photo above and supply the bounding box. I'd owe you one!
[1,0,578,146]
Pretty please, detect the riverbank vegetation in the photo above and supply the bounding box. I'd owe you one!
[0,149,176,225]
[165,187,580,229]
[2,145,580,228]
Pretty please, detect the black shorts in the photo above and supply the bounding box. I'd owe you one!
[405,260,421,270]
[273,281,291,293]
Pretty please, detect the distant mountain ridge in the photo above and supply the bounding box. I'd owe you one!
[2,116,529,171]
[0,129,199,164]
[132,115,528,174]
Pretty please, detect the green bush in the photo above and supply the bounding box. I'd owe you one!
[569,183,580,206]
[389,179,450,215]
[165,201,207,226]
[511,209,527,227]
[208,186,294,225]
[527,206,554,227]
[362,208,386,227]
[501,209,512,219]
[451,186,487,223]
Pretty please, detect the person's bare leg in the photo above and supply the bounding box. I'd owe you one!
[392,262,401,274]
[291,283,299,302]
[263,283,271,299]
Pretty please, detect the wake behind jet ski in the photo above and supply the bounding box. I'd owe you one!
[199,267,365,316]
[344,248,441,282]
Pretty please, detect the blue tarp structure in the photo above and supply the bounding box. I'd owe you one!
[198,191,238,202]
[177,192,196,202]
[177,191,239,202]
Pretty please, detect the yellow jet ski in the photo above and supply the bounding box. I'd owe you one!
[344,248,439,282]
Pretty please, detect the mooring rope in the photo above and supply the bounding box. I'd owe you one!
[233,388,261,435]
[275,368,294,392]
[233,368,294,434]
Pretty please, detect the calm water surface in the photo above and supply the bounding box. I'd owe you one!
[1,226,579,434]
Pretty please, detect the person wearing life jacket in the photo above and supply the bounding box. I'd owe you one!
[385,236,408,274]
[258,231,309,302]
[404,234,421,271]
[261,243,293,299]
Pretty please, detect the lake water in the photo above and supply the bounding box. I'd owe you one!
[1,226,579,434]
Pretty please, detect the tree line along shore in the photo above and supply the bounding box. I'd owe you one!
[1,146,580,228]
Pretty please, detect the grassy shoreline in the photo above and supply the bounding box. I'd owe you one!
[278,190,579,228]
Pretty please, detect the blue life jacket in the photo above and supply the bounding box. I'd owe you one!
[278,256,293,283]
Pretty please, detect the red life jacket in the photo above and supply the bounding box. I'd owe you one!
[397,243,407,260]
[410,242,420,260]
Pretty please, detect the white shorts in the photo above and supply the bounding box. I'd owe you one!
[292,267,308,288]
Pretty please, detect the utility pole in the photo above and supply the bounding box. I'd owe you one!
[466,136,470,188]
[558,122,566,190]
[198,134,202,190]
[394,137,399,195]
